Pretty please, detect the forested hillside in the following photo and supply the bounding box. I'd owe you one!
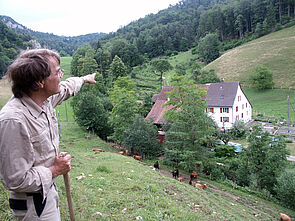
[99,0,295,60]
[0,15,106,56]
[0,20,32,77]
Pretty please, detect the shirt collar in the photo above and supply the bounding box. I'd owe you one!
[20,95,49,118]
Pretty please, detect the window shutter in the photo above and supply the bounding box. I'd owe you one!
[212,108,214,113]
[227,108,229,113]
[220,108,222,113]
[220,117,222,122]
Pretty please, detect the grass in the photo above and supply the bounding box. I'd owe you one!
[243,87,295,122]
[204,25,295,88]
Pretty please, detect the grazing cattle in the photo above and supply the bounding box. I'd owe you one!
[191,170,197,180]
[279,213,291,221]
[178,177,184,182]
[92,148,103,152]
[154,161,159,170]
[172,169,179,179]
[133,155,141,161]
[117,151,124,155]
[195,183,207,189]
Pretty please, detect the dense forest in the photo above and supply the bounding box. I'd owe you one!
[100,0,295,60]
[0,20,33,77]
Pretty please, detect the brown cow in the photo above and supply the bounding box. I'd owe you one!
[92,148,103,152]
[279,213,291,221]
[133,155,141,161]
[195,183,207,189]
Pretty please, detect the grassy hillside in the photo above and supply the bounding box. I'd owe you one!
[205,25,295,88]
[244,87,295,121]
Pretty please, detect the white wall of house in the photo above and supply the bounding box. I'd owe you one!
[206,85,252,129]
[232,85,252,126]
[207,107,233,129]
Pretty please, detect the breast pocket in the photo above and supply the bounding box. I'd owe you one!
[30,130,52,161]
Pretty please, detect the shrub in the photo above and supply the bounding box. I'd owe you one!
[215,145,236,158]
[202,160,225,181]
[231,120,249,139]
[274,170,295,209]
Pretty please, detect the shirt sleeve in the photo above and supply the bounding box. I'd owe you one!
[51,77,84,108]
[0,119,53,199]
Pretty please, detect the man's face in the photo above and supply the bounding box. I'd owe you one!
[43,57,63,97]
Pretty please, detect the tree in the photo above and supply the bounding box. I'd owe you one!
[197,69,220,84]
[123,115,160,158]
[138,92,154,117]
[242,125,289,193]
[215,128,232,145]
[197,33,220,63]
[79,48,98,75]
[108,77,138,143]
[109,93,138,143]
[150,59,172,88]
[71,74,113,140]
[249,65,274,90]
[275,170,295,209]
[108,55,128,81]
[164,84,216,170]
[71,45,97,76]
[108,76,137,105]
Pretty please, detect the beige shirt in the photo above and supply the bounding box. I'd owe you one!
[0,77,83,201]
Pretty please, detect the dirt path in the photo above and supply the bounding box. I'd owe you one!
[146,166,279,219]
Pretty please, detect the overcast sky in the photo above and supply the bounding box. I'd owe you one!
[0,0,180,37]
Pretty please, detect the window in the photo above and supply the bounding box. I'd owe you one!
[238,95,241,101]
[209,108,214,113]
[221,117,229,122]
[236,115,239,120]
[220,107,229,113]
[241,113,244,118]
[236,106,238,112]
[242,104,244,110]
[246,103,248,108]
[223,117,229,122]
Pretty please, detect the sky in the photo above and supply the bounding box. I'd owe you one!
[0,0,180,37]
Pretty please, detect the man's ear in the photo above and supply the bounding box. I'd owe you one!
[36,81,44,88]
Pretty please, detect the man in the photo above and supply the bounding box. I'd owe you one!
[0,49,96,220]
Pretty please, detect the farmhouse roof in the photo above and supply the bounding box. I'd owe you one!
[145,81,242,125]
[206,81,239,107]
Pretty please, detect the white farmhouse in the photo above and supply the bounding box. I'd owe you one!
[146,81,252,130]
[205,81,252,129]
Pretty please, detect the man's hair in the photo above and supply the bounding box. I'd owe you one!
[6,49,60,98]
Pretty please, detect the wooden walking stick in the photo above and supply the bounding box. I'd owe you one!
[63,172,75,221]
[59,152,75,221]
